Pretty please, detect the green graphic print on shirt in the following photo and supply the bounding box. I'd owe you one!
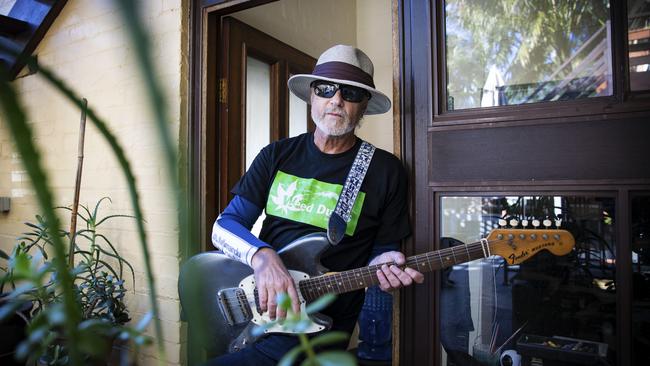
[266,171,365,236]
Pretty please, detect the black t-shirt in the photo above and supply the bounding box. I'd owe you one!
[232,132,410,327]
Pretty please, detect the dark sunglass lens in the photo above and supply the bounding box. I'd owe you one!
[314,82,337,98]
[340,86,366,102]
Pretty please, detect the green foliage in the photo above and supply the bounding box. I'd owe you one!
[0,199,152,364]
[446,0,610,108]
[0,2,175,363]
[253,293,357,366]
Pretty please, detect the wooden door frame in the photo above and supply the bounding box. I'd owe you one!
[188,0,408,364]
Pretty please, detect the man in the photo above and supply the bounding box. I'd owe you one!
[208,45,424,365]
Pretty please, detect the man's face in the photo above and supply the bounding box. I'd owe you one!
[310,82,368,137]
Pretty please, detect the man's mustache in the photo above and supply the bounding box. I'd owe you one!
[324,107,348,118]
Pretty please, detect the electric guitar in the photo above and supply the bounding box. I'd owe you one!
[178,228,575,356]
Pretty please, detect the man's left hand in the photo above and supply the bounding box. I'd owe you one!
[369,251,424,292]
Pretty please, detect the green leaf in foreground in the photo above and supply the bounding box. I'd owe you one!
[305,293,336,314]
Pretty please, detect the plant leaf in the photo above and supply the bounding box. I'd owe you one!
[135,311,153,331]
[311,351,357,366]
[309,331,349,348]
[305,293,336,314]
[278,344,304,366]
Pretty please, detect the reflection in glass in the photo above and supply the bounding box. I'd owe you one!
[440,196,616,366]
[289,86,308,137]
[445,0,612,110]
[245,56,271,236]
[628,0,650,91]
[632,195,650,365]
[245,56,271,170]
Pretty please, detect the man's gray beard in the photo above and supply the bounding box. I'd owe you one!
[312,109,361,137]
[314,119,357,136]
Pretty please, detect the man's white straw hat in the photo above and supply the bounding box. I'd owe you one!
[288,45,391,115]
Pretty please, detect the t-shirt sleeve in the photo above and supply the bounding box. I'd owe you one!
[231,144,274,208]
[375,161,411,244]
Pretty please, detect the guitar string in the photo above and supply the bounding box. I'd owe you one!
[219,235,553,304]
[218,237,517,305]
[297,236,533,295]
[296,238,506,296]
[224,239,509,319]
[218,237,513,307]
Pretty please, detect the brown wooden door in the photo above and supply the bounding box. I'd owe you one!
[207,17,317,242]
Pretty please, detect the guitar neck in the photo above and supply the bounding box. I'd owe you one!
[298,239,489,302]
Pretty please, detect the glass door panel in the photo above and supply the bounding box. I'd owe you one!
[245,56,271,236]
[245,56,271,170]
[440,195,616,366]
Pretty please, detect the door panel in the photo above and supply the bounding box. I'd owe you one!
[213,17,317,227]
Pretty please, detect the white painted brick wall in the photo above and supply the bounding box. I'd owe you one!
[0,1,188,364]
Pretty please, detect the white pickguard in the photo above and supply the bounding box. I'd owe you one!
[238,270,327,334]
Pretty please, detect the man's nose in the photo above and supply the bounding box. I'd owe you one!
[328,90,344,106]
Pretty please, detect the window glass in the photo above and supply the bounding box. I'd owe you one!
[245,56,271,236]
[632,195,650,365]
[440,195,616,366]
[289,83,308,137]
[445,1,612,110]
[628,0,650,91]
[245,56,271,171]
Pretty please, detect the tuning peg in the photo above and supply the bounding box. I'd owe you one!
[521,219,529,228]
[532,219,540,228]
[543,219,552,228]
[509,218,519,227]
[498,219,507,227]
[555,219,562,228]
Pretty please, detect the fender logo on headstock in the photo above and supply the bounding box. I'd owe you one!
[508,250,529,264]
[507,242,556,264]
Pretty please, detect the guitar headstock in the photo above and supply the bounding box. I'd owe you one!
[486,229,575,265]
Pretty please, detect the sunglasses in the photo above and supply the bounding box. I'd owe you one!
[311,81,371,103]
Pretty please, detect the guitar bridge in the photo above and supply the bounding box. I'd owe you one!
[217,288,253,326]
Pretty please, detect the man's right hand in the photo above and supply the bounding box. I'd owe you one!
[250,247,301,320]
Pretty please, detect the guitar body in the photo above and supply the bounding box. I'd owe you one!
[178,233,332,357]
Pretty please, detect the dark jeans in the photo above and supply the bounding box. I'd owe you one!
[201,334,300,366]
[202,312,357,365]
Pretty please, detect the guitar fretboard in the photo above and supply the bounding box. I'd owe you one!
[298,239,491,302]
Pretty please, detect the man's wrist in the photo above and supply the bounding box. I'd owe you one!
[251,247,274,269]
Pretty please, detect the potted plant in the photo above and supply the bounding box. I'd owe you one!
[0,197,150,365]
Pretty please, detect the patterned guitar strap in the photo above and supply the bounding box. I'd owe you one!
[327,140,376,245]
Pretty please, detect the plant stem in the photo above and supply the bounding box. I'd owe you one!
[69,98,87,267]
[299,333,317,363]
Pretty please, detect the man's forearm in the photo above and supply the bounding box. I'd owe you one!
[211,195,271,266]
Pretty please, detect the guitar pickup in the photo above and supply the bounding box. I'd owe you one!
[217,288,253,326]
